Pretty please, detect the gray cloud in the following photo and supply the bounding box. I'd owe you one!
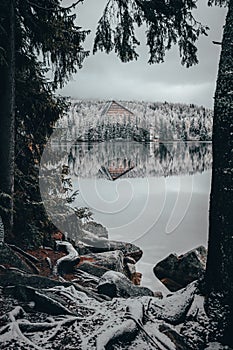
[60,0,227,108]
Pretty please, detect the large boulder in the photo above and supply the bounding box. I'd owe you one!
[75,239,143,263]
[108,241,143,262]
[153,246,207,292]
[77,250,125,275]
[97,270,154,298]
[76,261,110,278]
[82,221,108,239]
[72,225,110,253]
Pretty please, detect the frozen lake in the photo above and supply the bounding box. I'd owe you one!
[69,141,212,292]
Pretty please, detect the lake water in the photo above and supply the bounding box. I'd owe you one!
[68,141,212,292]
[42,141,212,292]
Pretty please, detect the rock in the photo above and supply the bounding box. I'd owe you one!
[77,251,140,280]
[153,246,207,291]
[82,221,108,239]
[74,239,143,263]
[80,250,125,275]
[78,228,110,251]
[160,278,183,292]
[74,241,93,255]
[125,263,136,280]
[73,268,100,289]
[76,261,109,278]
[96,299,144,349]
[108,240,143,262]
[97,271,154,298]
[124,256,137,265]
[73,235,110,254]
[131,272,142,286]
[153,291,163,299]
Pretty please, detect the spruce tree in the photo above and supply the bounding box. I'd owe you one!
[0,0,89,243]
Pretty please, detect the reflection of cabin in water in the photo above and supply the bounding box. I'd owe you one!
[100,158,135,181]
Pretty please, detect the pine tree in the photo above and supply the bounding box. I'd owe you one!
[181,120,188,141]
[94,0,209,67]
[205,1,233,345]
[0,0,89,244]
[0,0,16,241]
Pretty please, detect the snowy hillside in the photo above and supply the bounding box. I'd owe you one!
[55,100,213,142]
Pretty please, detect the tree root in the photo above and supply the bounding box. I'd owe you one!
[0,306,43,350]
[0,305,82,348]
[7,244,40,274]
[96,300,144,349]
[19,316,81,334]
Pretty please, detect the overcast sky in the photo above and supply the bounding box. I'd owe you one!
[59,1,227,108]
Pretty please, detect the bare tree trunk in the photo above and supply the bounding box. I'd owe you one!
[0,0,15,241]
[205,0,233,346]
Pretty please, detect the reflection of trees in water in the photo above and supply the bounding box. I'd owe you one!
[49,141,212,178]
[155,142,212,176]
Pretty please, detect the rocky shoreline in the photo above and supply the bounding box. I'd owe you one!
[0,222,229,350]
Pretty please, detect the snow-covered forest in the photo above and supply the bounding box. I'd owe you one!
[55,100,213,142]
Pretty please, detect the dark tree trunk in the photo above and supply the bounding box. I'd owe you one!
[205,0,233,346]
[0,0,15,241]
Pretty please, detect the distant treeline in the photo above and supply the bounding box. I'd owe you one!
[55,100,212,142]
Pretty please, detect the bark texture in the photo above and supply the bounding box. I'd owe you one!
[205,0,233,346]
[0,0,15,241]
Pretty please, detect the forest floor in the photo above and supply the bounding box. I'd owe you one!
[0,242,231,350]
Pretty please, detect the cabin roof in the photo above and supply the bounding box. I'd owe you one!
[101,100,135,117]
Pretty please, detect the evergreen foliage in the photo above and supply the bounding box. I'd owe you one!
[94,0,210,67]
[0,0,89,245]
